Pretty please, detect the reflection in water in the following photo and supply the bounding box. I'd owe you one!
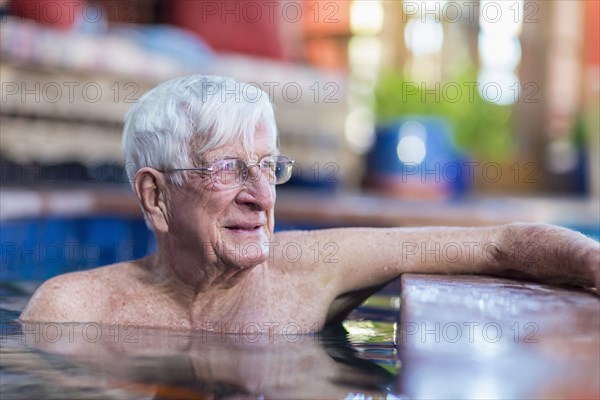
[0,283,399,399]
[2,322,396,399]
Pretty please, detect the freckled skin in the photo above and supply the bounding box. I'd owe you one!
[19,131,600,333]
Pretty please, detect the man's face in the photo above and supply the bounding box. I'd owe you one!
[164,129,277,269]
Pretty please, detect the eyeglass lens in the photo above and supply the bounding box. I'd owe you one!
[211,157,292,188]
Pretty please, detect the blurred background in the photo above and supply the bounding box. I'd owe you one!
[1,0,599,279]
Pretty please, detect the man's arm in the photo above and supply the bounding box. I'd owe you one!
[274,223,599,298]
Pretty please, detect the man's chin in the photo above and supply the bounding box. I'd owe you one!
[218,235,271,268]
[220,252,268,270]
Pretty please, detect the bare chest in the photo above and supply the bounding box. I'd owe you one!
[189,283,330,335]
[103,275,331,334]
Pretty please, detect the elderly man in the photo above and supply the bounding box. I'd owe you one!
[20,75,600,334]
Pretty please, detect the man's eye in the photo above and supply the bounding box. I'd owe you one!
[221,161,239,171]
[261,156,276,165]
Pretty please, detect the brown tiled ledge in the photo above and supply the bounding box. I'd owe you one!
[398,274,600,399]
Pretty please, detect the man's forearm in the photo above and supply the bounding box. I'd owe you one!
[301,224,599,297]
[397,223,598,288]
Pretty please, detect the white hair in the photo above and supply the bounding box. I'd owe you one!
[122,75,277,186]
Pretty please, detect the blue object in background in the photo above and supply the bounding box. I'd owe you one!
[367,117,471,198]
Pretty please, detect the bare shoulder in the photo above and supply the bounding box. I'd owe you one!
[270,229,332,269]
[269,228,353,282]
[271,228,356,250]
[19,262,136,323]
[270,227,378,269]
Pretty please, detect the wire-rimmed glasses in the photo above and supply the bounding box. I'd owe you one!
[161,155,294,190]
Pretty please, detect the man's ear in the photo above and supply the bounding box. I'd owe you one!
[133,167,169,233]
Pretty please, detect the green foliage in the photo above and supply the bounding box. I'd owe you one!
[374,69,515,161]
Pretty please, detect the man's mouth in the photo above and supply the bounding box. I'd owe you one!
[225,224,263,232]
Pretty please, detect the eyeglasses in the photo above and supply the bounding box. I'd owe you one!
[161,155,294,190]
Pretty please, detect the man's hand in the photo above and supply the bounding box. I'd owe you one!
[495,223,600,290]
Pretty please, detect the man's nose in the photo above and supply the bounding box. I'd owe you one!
[238,166,274,210]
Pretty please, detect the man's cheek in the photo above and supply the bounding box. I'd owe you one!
[267,209,275,232]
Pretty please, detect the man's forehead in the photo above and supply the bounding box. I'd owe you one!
[202,133,278,160]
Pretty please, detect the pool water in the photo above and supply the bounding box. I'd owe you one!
[0,281,402,399]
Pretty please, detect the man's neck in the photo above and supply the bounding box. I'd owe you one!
[145,251,268,316]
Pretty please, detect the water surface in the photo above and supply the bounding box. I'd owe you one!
[1,281,401,399]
